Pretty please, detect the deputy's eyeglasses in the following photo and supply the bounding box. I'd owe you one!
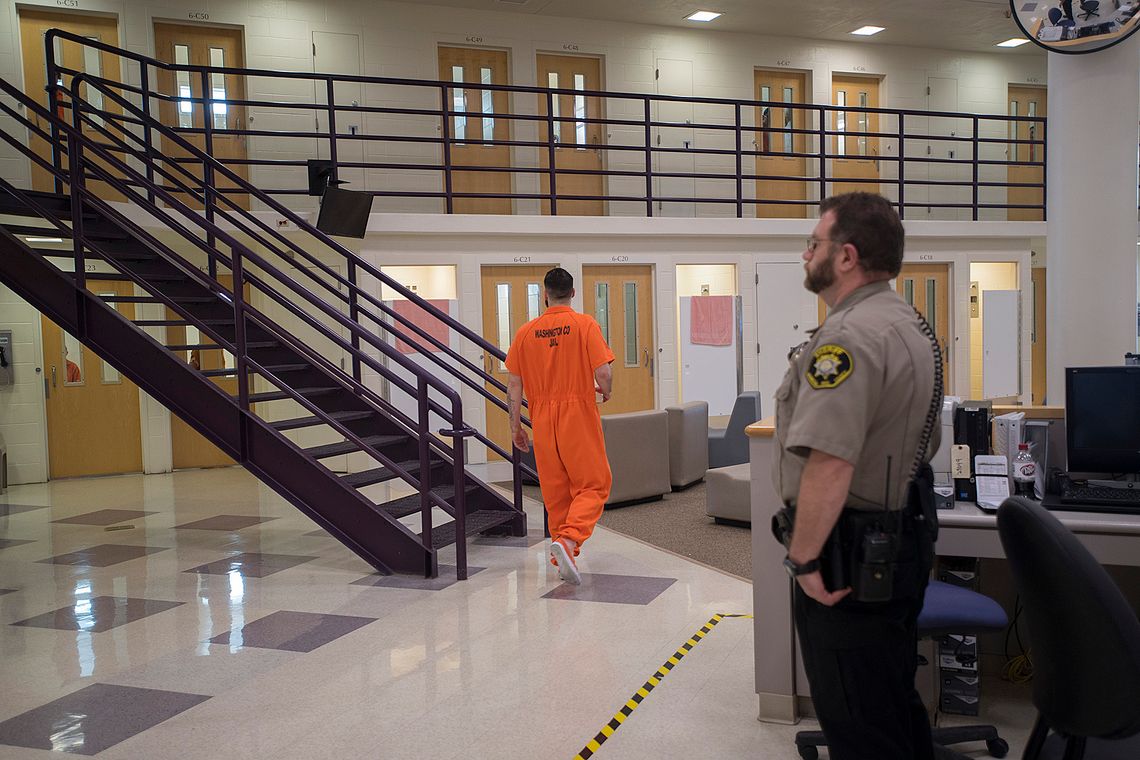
[806,237,836,253]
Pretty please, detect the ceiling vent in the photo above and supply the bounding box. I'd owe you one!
[496,0,530,5]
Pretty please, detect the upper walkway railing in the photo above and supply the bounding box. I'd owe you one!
[35,30,1048,222]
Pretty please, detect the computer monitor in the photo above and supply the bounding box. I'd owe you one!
[1065,366,1140,474]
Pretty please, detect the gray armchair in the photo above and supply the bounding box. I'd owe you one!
[708,391,762,469]
[602,409,672,507]
[666,401,709,490]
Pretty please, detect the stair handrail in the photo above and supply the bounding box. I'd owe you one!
[58,76,528,467]
[44,28,515,368]
[1,80,470,502]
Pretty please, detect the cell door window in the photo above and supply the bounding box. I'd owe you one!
[1027,101,1038,163]
[573,73,587,147]
[82,37,105,125]
[595,282,610,344]
[903,278,915,306]
[495,282,511,371]
[480,67,494,143]
[175,44,193,128]
[548,72,561,143]
[451,65,466,140]
[209,47,227,130]
[526,283,541,320]
[782,86,794,153]
[623,282,639,367]
[760,86,771,152]
[926,279,938,334]
[1008,100,1017,161]
[836,90,847,155]
[856,91,869,156]
[62,332,84,385]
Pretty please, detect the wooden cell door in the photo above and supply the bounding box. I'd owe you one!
[153,22,249,210]
[536,53,605,216]
[755,70,809,218]
[480,265,553,458]
[832,74,881,197]
[167,275,245,469]
[896,263,952,393]
[1007,86,1046,222]
[1031,266,1047,404]
[19,9,125,201]
[439,46,513,214]
[582,265,655,415]
[41,280,143,478]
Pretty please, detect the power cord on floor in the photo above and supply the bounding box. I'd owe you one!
[1001,594,1034,684]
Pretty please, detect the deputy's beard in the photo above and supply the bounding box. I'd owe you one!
[804,251,837,294]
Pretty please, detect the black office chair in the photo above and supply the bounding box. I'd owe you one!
[1048,7,1077,26]
[1078,0,1101,20]
[793,580,1011,759]
[996,497,1140,760]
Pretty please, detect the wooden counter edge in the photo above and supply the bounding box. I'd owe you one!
[746,416,776,438]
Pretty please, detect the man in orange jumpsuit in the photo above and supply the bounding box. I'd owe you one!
[505,267,614,585]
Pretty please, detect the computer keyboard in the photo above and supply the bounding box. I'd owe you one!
[1059,484,1140,510]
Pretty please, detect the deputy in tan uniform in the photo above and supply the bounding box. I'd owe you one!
[773,192,942,760]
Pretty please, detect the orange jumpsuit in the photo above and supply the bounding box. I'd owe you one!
[505,305,614,550]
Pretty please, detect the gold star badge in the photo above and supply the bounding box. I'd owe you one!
[806,344,854,389]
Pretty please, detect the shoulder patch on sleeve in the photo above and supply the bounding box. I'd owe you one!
[806,344,854,389]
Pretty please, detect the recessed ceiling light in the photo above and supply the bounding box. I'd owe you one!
[24,237,64,244]
[685,10,723,22]
[996,37,1031,47]
[850,25,886,36]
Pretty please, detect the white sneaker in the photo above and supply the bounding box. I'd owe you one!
[550,538,581,585]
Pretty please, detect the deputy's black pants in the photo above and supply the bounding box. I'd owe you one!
[793,525,934,760]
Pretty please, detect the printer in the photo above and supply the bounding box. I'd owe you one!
[931,397,959,509]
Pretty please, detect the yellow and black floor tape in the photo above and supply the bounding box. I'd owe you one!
[573,612,753,760]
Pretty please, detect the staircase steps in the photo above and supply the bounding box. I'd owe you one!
[270,410,375,431]
[341,459,445,489]
[246,386,340,404]
[423,510,518,549]
[376,484,477,519]
[166,341,277,352]
[200,362,309,378]
[304,435,408,460]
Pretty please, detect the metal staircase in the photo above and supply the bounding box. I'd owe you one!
[0,41,536,579]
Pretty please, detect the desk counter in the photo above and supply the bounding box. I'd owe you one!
[748,430,1140,724]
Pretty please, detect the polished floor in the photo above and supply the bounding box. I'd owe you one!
[0,466,1038,758]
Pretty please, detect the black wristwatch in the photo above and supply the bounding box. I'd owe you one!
[783,555,821,578]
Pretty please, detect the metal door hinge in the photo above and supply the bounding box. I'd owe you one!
[757,342,761,354]
[312,43,317,57]
[754,273,759,285]
[654,68,659,80]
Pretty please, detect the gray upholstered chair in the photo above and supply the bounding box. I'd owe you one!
[666,401,709,490]
[708,391,762,469]
[602,409,671,507]
[705,463,751,525]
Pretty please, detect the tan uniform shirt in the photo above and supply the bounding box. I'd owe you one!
[773,281,941,511]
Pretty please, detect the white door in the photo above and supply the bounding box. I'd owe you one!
[653,58,695,217]
[313,31,364,191]
[982,290,1020,399]
[756,262,820,415]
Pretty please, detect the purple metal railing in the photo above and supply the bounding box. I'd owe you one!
[59,73,534,478]
[0,78,493,559]
[42,29,1048,222]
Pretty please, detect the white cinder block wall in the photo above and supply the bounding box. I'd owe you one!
[0,0,1046,481]
[0,0,1046,217]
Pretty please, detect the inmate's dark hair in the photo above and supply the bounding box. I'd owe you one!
[544,267,574,300]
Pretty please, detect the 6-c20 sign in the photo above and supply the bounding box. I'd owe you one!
[1010,0,1140,54]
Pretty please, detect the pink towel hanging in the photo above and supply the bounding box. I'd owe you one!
[690,295,733,346]
[393,299,451,354]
